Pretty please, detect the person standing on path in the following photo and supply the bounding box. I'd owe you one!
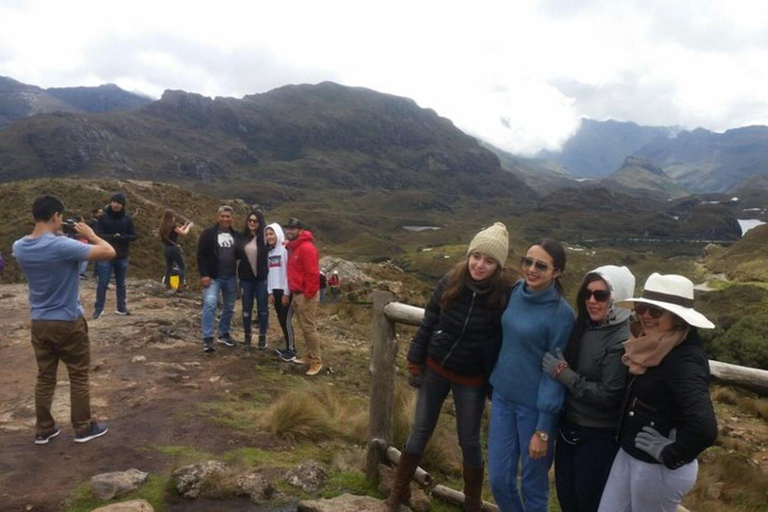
[93,192,136,318]
[329,270,341,303]
[159,209,193,290]
[13,195,115,444]
[284,218,322,376]
[197,205,239,353]
[265,223,296,362]
[237,209,269,349]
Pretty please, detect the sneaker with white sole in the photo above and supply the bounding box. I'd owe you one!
[92,310,103,320]
[115,309,131,316]
[217,335,236,348]
[276,348,296,362]
[74,422,108,443]
[34,426,61,445]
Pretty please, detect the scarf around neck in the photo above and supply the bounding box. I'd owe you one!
[622,321,689,375]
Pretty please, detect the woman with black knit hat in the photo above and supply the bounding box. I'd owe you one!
[597,273,718,512]
[386,222,512,512]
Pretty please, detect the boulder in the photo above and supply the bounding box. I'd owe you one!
[90,469,149,500]
[236,471,274,503]
[319,257,369,282]
[172,460,228,499]
[283,460,327,493]
[90,499,154,511]
[299,493,406,511]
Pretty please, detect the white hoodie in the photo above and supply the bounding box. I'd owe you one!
[266,223,289,294]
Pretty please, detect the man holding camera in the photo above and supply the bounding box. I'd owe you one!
[93,192,136,319]
[13,195,116,444]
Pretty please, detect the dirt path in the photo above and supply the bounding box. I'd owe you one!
[0,279,370,511]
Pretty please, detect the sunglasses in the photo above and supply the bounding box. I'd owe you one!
[635,303,666,319]
[521,256,554,272]
[247,218,259,223]
[584,289,611,302]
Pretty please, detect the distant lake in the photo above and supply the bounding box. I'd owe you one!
[403,225,442,232]
[737,219,766,236]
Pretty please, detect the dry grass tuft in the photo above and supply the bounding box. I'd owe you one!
[712,386,740,405]
[736,397,768,422]
[687,448,768,511]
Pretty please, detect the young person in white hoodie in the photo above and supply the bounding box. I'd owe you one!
[265,223,296,362]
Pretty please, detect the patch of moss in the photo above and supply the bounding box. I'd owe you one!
[62,475,170,512]
[320,471,383,499]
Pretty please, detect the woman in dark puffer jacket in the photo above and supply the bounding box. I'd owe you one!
[386,222,512,512]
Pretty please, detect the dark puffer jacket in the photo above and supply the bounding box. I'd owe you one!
[407,275,505,379]
[96,206,136,259]
[618,328,718,469]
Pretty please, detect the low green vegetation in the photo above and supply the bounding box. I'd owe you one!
[62,475,170,512]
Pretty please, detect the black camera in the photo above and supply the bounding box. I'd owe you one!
[62,219,78,237]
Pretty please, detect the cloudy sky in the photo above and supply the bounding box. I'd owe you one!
[2,0,768,154]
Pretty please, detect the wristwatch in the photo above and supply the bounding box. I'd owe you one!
[535,431,549,442]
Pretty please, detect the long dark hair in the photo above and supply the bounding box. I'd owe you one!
[563,273,605,369]
[159,209,175,243]
[532,238,566,296]
[440,258,513,314]
[242,209,266,238]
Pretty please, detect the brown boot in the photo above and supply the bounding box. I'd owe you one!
[463,462,484,512]
[385,450,421,510]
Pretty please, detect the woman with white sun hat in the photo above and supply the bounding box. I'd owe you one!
[597,273,718,512]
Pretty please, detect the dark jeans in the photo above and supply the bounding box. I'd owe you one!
[95,258,128,313]
[273,289,294,351]
[31,318,92,434]
[404,367,486,467]
[163,245,185,285]
[555,420,619,512]
[241,279,268,340]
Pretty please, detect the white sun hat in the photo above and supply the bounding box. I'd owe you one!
[615,273,715,329]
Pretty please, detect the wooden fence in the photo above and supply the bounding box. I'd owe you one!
[366,290,768,510]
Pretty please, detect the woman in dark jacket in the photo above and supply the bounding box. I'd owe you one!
[597,273,718,512]
[541,265,635,512]
[386,222,512,512]
[237,209,269,349]
[159,209,194,290]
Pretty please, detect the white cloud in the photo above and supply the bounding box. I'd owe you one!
[1,0,767,153]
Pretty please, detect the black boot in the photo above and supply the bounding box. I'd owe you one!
[243,332,252,348]
[385,450,421,510]
[257,334,267,350]
[462,462,484,512]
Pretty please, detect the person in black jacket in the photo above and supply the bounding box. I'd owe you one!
[597,273,718,512]
[236,209,269,349]
[93,193,136,318]
[386,222,512,512]
[197,206,239,353]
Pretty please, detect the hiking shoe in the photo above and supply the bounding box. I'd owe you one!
[293,357,309,365]
[276,348,296,362]
[217,335,236,348]
[203,338,215,353]
[115,309,131,316]
[74,422,108,443]
[306,362,324,376]
[257,336,267,350]
[92,310,103,320]
[34,426,61,445]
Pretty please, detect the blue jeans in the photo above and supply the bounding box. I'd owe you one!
[488,393,554,512]
[94,258,129,313]
[404,367,486,467]
[201,275,237,341]
[240,279,268,340]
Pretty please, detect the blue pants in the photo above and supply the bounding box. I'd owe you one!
[240,279,268,340]
[201,275,237,341]
[555,420,618,512]
[404,367,486,467]
[94,258,128,314]
[488,394,554,512]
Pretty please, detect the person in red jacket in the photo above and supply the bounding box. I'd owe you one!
[284,218,323,376]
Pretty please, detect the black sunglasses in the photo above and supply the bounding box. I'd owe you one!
[635,303,665,319]
[247,218,259,223]
[584,289,611,302]
[521,256,554,272]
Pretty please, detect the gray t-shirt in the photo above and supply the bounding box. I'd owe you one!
[216,229,236,277]
[12,232,91,321]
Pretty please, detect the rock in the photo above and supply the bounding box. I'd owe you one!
[283,460,327,493]
[298,493,402,511]
[236,471,274,503]
[90,469,149,500]
[408,488,430,512]
[91,500,154,512]
[131,356,147,363]
[172,460,228,499]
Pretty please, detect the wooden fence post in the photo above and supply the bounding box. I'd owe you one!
[366,290,397,480]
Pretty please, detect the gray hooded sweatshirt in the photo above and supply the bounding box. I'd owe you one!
[560,265,636,429]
